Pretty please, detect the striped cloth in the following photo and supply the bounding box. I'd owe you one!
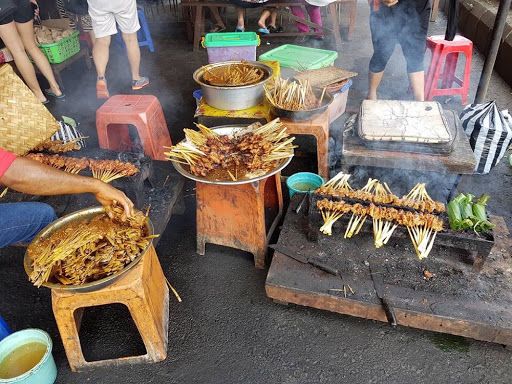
[461,101,512,174]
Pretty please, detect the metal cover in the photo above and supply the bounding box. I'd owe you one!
[358,100,452,144]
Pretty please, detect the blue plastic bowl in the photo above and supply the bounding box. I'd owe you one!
[0,316,11,342]
[286,172,324,198]
[0,329,57,384]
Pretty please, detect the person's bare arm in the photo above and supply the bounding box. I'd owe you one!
[0,158,134,217]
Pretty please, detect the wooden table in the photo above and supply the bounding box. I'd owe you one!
[266,195,512,347]
[341,111,476,200]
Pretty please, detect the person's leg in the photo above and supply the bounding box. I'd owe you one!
[306,4,322,33]
[258,9,271,29]
[290,6,308,33]
[208,6,225,29]
[122,32,141,81]
[269,9,277,28]
[236,8,245,30]
[408,71,425,101]
[15,20,63,97]
[92,35,111,79]
[367,10,396,100]
[0,203,57,248]
[0,22,47,102]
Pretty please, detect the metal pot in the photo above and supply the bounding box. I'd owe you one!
[24,206,154,293]
[269,90,333,122]
[193,61,273,111]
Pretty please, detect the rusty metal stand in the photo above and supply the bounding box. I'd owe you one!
[196,173,283,269]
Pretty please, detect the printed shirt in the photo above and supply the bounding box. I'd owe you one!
[0,148,16,178]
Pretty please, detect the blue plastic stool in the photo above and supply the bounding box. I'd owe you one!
[116,7,155,53]
[0,315,12,342]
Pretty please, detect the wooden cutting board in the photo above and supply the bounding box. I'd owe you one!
[358,100,452,143]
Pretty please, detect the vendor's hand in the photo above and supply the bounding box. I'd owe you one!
[382,0,398,6]
[94,182,134,219]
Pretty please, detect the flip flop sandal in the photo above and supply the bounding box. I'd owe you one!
[257,27,270,35]
[96,79,110,99]
[235,26,245,32]
[45,89,65,99]
[41,98,50,105]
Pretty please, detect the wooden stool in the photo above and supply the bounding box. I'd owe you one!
[51,245,169,372]
[196,173,283,269]
[281,110,330,180]
[96,95,172,160]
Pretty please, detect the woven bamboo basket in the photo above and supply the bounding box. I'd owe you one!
[0,64,60,155]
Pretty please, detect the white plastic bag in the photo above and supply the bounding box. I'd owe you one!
[460,101,512,174]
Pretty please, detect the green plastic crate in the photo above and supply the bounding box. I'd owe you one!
[202,31,260,48]
[259,44,338,70]
[38,30,80,64]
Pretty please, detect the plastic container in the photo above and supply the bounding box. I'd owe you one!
[38,30,80,64]
[0,317,11,342]
[193,89,203,107]
[0,329,57,384]
[286,172,324,197]
[327,79,352,123]
[259,44,338,71]
[202,32,260,63]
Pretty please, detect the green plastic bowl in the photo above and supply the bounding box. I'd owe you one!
[286,172,324,197]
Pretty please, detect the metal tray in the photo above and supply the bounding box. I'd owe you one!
[170,125,293,185]
[24,206,154,292]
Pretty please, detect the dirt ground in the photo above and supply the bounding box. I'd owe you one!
[1,1,512,383]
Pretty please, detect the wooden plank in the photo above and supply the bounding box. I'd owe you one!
[265,198,512,346]
[341,112,476,174]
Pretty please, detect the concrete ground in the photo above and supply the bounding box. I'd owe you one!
[1,1,512,383]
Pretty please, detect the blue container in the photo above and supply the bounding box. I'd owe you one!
[0,329,57,384]
[193,89,203,107]
[286,172,324,198]
[0,317,11,342]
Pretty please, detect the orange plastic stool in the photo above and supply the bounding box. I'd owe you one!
[281,110,330,180]
[51,245,169,372]
[425,35,473,104]
[196,173,283,269]
[96,95,172,160]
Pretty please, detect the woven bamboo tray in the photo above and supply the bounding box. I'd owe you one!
[0,64,60,155]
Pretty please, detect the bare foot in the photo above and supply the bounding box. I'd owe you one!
[366,92,377,100]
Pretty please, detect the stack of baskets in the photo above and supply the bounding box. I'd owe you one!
[0,64,60,155]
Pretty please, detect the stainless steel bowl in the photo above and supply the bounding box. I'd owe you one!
[170,125,293,185]
[24,206,154,293]
[193,61,273,111]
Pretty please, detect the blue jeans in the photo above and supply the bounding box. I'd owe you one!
[0,203,57,248]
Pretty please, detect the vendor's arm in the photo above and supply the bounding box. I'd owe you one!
[0,153,134,217]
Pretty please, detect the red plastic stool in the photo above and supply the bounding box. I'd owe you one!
[96,95,172,160]
[425,35,473,104]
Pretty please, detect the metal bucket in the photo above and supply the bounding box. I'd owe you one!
[23,206,154,293]
[193,61,273,111]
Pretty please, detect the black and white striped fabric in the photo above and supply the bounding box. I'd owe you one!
[460,101,512,174]
[51,117,86,149]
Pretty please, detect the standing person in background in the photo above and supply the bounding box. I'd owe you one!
[367,0,431,101]
[86,0,149,99]
[0,0,64,103]
[290,0,330,40]
[55,0,95,46]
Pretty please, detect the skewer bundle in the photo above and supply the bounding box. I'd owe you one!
[315,172,446,259]
[89,159,139,183]
[27,205,158,287]
[265,78,321,111]
[164,118,295,181]
[33,139,83,154]
[203,63,264,86]
[25,153,139,182]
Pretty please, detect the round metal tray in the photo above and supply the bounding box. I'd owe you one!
[24,206,154,293]
[170,125,293,185]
